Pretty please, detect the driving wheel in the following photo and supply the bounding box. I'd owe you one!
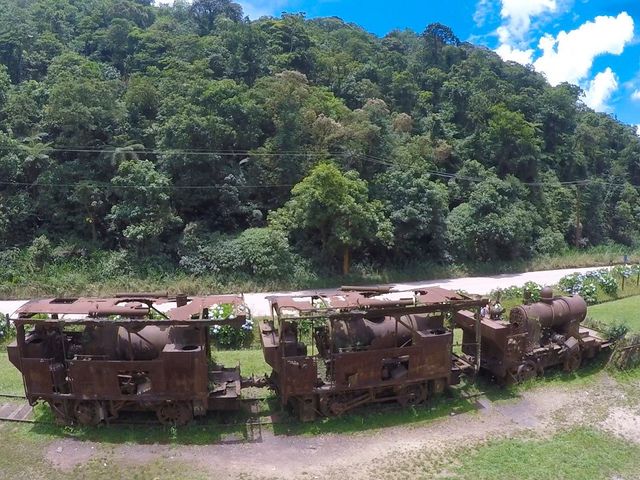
[156,402,193,426]
[74,401,102,426]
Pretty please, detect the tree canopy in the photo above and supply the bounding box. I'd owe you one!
[0,0,639,276]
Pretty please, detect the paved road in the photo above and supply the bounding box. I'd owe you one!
[0,265,606,318]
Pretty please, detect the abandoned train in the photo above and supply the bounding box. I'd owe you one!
[6,286,609,425]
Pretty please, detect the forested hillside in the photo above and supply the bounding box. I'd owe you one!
[1,0,639,284]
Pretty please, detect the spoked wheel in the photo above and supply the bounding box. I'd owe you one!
[564,349,582,373]
[398,384,427,407]
[514,361,538,383]
[74,401,102,426]
[156,402,193,426]
[318,394,350,416]
[48,400,72,425]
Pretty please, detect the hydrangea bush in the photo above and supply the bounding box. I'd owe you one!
[208,303,254,349]
[557,268,621,304]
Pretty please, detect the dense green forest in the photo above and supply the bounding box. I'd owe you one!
[0,0,639,286]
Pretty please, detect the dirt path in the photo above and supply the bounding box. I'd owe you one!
[42,373,638,479]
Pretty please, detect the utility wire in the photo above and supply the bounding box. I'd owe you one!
[0,145,634,190]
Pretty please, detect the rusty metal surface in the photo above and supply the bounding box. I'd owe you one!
[7,293,247,426]
[263,286,486,421]
[12,294,247,325]
[267,286,480,319]
[456,294,607,384]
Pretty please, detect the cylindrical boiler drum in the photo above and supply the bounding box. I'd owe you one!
[332,314,440,350]
[509,295,587,329]
[116,325,172,360]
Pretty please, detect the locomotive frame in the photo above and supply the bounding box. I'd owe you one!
[260,286,487,421]
[455,287,610,384]
[7,294,248,425]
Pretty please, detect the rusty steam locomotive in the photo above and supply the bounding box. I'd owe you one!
[6,286,609,425]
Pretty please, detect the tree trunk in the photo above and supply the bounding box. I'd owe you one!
[342,245,350,276]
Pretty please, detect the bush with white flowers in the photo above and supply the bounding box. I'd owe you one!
[207,303,254,349]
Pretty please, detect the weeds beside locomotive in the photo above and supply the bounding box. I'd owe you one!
[6,285,610,425]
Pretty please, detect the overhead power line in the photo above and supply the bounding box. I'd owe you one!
[0,144,635,191]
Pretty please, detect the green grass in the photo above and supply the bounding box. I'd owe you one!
[0,351,24,395]
[376,428,640,480]
[445,428,640,480]
[588,295,640,332]
[213,349,270,377]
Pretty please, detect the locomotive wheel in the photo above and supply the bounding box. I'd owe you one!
[74,401,102,426]
[318,394,350,416]
[48,400,72,425]
[564,350,582,373]
[398,384,427,407]
[156,402,193,426]
[515,361,537,383]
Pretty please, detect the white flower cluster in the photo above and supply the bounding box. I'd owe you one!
[312,298,329,309]
[208,303,225,319]
[211,324,221,334]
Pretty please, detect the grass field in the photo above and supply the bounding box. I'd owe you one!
[587,295,640,332]
[214,349,270,377]
[0,352,23,395]
[379,428,640,480]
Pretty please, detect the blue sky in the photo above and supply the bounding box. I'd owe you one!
[238,0,640,130]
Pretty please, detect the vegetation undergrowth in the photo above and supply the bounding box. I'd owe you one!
[0,244,637,299]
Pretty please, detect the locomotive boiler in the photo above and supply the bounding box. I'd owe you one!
[260,287,486,421]
[455,287,608,384]
[7,294,248,426]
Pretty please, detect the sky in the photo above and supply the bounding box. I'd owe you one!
[237,0,640,131]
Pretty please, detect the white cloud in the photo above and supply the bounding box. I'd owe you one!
[238,0,292,19]
[473,0,494,28]
[495,43,534,64]
[581,68,618,112]
[533,13,634,86]
[498,0,557,44]
[632,90,640,101]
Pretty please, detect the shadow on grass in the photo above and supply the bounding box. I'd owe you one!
[27,403,259,446]
[271,388,479,437]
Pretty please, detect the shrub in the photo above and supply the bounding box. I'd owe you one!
[27,235,52,269]
[98,250,133,278]
[179,225,302,280]
[0,248,22,283]
[208,302,254,349]
[534,229,567,256]
[0,315,15,341]
[522,281,542,302]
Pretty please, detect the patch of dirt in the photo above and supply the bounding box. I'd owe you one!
[599,406,640,444]
[44,439,100,471]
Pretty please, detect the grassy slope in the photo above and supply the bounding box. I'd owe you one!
[588,295,640,332]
